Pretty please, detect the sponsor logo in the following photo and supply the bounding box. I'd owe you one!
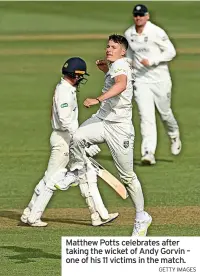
[114,68,122,73]
[137,48,149,53]
[61,103,68,108]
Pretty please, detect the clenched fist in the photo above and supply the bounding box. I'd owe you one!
[96,59,109,73]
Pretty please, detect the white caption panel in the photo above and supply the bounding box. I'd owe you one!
[62,237,199,276]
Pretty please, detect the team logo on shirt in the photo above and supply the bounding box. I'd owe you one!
[79,139,88,148]
[144,36,148,42]
[123,140,129,148]
[61,103,68,108]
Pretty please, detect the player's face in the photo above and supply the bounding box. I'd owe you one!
[106,40,126,62]
[74,74,87,85]
[133,14,149,27]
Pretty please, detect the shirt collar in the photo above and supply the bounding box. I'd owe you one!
[109,57,124,67]
[61,77,76,92]
[132,20,151,36]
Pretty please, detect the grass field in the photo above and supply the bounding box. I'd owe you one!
[0,1,200,275]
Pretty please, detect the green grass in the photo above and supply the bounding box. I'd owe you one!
[0,1,200,275]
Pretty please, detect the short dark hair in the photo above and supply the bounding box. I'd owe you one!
[108,34,128,50]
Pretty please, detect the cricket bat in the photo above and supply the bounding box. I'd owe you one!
[88,157,128,199]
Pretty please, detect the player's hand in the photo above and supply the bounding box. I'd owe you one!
[85,145,101,157]
[84,98,99,108]
[140,59,150,67]
[96,59,109,73]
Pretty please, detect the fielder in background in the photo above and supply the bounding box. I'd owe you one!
[124,4,182,165]
[60,34,152,236]
[21,57,118,227]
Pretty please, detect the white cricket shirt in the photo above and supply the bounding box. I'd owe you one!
[124,21,176,83]
[51,78,78,134]
[95,58,134,123]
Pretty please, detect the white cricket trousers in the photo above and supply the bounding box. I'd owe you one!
[27,130,70,210]
[69,116,145,213]
[44,130,71,182]
[134,80,180,156]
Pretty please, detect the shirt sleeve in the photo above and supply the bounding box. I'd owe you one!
[148,28,176,66]
[124,30,134,63]
[125,46,134,65]
[56,86,75,133]
[110,59,128,79]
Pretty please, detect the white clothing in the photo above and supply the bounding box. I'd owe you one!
[46,77,79,182]
[23,78,75,223]
[43,130,71,183]
[134,81,179,155]
[124,21,176,83]
[125,21,180,156]
[24,77,112,224]
[71,116,135,183]
[96,58,134,123]
[68,59,145,212]
[70,116,144,213]
[25,78,76,217]
[51,78,78,134]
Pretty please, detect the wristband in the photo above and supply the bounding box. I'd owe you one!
[96,98,101,103]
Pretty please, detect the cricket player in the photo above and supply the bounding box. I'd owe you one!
[21,57,118,227]
[124,4,181,165]
[59,34,152,236]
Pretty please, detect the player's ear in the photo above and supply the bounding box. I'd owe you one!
[121,48,126,57]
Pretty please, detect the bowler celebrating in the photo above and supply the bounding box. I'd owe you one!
[62,35,152,236]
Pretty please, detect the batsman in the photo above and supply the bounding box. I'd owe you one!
[61,34,152,236]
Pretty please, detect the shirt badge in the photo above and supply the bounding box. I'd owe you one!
[123,140,129,148]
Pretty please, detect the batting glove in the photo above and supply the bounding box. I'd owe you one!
[85,145,101,157]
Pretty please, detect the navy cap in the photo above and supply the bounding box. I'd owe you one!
[133,4,148,15]
[62,57,89,76]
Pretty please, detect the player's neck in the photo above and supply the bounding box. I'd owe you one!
[63,76,76,86]
[109,57,124,64]
[135,24,145,34]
